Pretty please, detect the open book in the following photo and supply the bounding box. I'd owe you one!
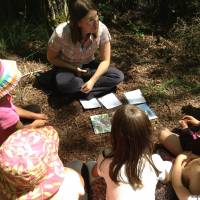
[80,98,101,109]
[124,89,146,104]
[98,93,122,109]
[124,89,157,120]
[136,103,158,120]
[90,113,111,134]
[80,93,122,109]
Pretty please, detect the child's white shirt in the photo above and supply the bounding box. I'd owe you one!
[51,168,85,200]
[188,196,200,200]
[97,153,172,200]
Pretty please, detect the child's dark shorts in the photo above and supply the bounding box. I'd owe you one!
[179,128,200,155]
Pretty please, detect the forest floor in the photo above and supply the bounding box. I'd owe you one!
[10,21,200,166]
[3,8,198,199]
[7,21,199,200]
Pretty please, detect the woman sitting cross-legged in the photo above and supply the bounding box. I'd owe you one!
[47,0,124,104]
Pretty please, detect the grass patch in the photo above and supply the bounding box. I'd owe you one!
[0,21,49,60]
[143,76,199,102]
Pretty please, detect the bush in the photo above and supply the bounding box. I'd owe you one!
[169,17,200,66]
[0,21,49,60]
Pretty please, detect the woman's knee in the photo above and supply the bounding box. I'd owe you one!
[56,73,83,93]
[117,69,124,83]
[107,67,124,83]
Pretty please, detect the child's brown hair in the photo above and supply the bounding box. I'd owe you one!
[103,105,157,189]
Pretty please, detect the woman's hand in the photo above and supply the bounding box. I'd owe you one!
[80,79,95,93]
[76,67,87,77]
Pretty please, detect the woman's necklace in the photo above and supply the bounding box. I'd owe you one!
[80,33,92,52]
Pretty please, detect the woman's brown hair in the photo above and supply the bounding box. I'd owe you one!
[103,105,157,189]
[67,0,97,44]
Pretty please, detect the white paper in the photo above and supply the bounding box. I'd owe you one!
[80,98,101,109]
[124,89,146,104]
[98,93,122,109]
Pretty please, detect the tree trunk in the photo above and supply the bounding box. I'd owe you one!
[0,0,68,35]
[45,0,68,35]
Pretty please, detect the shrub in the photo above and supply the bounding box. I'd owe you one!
[169,17,200,66]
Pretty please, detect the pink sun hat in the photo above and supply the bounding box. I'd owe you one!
[0,59,21,98]
[0,126,65,200]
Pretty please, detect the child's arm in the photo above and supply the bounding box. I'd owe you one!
[15,119,48,130]
[92,163,99,177]
[15,106,48,120]
[172,154,191,200]
[15,106,48,129]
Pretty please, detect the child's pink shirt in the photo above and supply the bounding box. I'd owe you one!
[0,94,19,145]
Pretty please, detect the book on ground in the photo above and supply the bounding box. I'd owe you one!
[124,89,146,104]
[80,98,101,109]
[90,113,111,134]
[98,93,122,109]
[124,89,158,120]
[136,103,158,120]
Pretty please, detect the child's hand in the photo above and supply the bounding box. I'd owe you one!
[177,152,193,167]
[31,119,48,128]
[176,153,188,161]
[179,120,188,129]
[181,115,200,126]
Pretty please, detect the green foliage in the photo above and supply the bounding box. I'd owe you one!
[97,0,137,10]
[97,2,116,24]
[0,22,49,60]
[143,75,199,102]
[0,39,7,58]
[126,20,144,37]
[48,12,67,31]
[169,17,200,65]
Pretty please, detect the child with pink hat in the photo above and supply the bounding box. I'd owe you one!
[0,126,86,199]
[0,59,48,145]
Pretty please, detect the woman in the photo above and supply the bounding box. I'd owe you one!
[47,0,124,102]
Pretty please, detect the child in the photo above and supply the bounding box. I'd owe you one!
[159,115,200,156]
[96,105,172,200]
[172,153,200,199]
[159,115,200,199]
[0,59,48,145]
[0,126,86,200]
